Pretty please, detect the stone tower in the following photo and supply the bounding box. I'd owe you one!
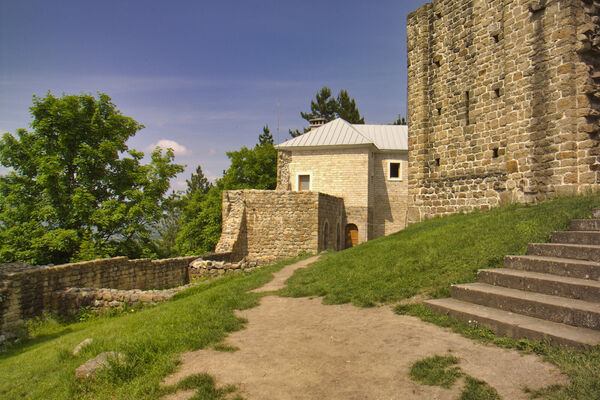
[406,0,600,222]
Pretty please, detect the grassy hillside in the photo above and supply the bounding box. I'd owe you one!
[281,194,600,306]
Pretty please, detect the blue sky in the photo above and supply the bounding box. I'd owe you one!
[0,0,429,189]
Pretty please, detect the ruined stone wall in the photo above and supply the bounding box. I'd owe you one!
[371,152,409,237]
[276,150,292,190]
[215,190,345,264]
[318,193,346,251]
[407,0,600,222]
[0,256,194,334]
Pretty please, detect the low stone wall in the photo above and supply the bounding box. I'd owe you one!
[0,256,196,334]
[189,257,259,279]
[54,284,199,315]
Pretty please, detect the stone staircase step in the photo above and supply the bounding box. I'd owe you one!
[424,298,600,348]
[478,268,600,302]
[504,255,600,280]
[451,282,600,330]
[527,243,600,263]
[551,231,600,246]
[571,219,600,231]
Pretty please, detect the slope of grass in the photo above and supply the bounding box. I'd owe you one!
[0,257,301,400]
[281,194,600,306]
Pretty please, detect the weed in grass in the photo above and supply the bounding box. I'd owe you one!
[409,355,462,388]
[460,376,501,400]
[212,343,239,352]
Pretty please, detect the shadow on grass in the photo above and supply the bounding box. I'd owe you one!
[1,327,74,359]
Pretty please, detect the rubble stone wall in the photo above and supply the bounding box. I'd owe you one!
[0,256,194,334]
[215,190,345,264]
[407,0,600,222]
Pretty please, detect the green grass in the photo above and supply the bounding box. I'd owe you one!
[409,354,501,399]
[460,376,501,400]
[0,257,303,400]
[281,194,600,306]
[409,354,462,389]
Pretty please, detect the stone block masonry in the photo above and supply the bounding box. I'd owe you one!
[407,0,600,222]
[216,190,345,265]
[0,256,196,334]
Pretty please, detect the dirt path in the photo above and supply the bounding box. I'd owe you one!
[164,258,567,400]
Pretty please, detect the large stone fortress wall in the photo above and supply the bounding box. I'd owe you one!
[407,0,600,222]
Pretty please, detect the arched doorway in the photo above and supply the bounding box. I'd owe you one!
[345,224,359,249]
[323,222,329,250]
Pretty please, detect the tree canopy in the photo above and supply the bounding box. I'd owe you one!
[0,92,184,264]
[289,87,365,137]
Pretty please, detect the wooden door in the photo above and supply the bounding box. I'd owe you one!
[345,224,359,248]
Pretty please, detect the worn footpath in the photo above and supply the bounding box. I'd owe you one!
[163,257,567,400]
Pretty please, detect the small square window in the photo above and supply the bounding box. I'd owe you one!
[298,175,310,191]
[388,162,402,180]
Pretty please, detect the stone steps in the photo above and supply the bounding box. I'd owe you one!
[504,255,600,280]
[425,298,600,348]
[551,231,600,246]
[424,208,600,347]
[571,219,600,231]
[451,283,600,330]
[527,243,600,263]
[478,268,600,302]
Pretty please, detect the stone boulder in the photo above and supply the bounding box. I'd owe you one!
[75,351,125,380]
[72,338,93,356]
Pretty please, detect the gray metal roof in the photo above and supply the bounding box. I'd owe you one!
[277,118,408,151]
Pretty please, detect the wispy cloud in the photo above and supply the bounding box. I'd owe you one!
[146,139,191,156]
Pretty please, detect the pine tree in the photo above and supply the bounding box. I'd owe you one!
[185,165,212,197]
[289,86,364,138]
[391,115,408,125]
[258,125,274,145]
[337,90,365,124]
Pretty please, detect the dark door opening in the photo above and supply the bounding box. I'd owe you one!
[345,224,359,248]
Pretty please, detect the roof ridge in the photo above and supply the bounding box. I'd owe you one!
[335,118,373,144]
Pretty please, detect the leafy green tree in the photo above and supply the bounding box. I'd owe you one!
[0,92,184,264]
[152,192,186,259]
[175,185,222,255]
[289,86,365,137]
[392,115,408,125]
[175,127,277,255]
